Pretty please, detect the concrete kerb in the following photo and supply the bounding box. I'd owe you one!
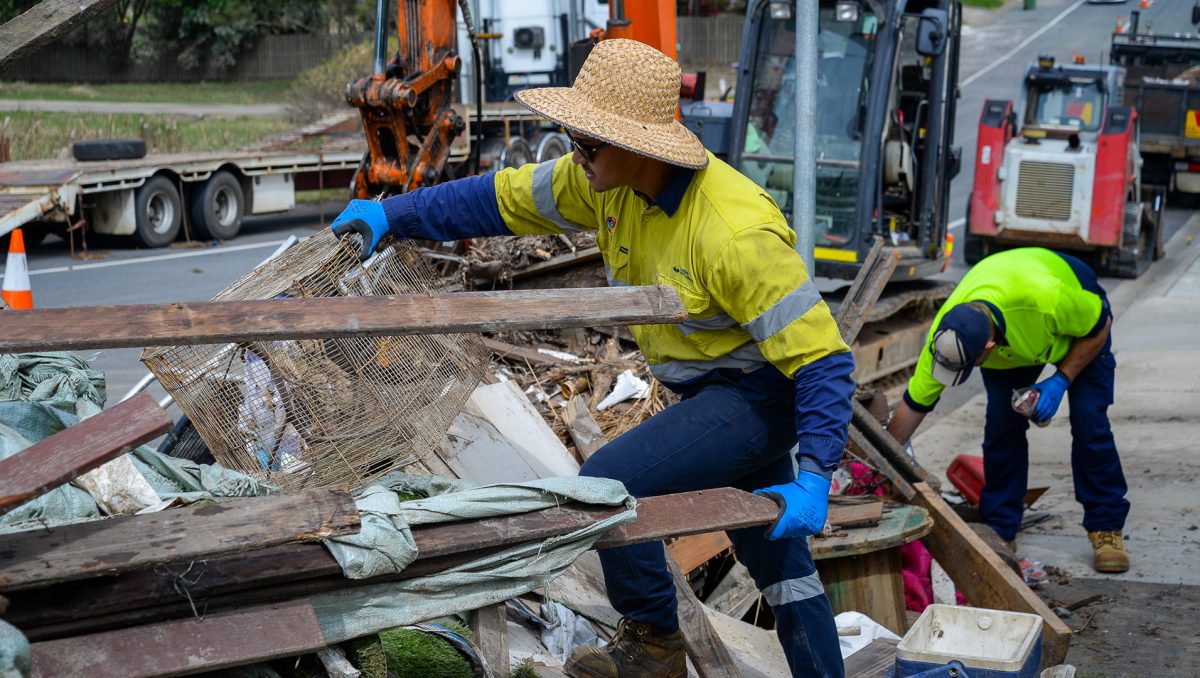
[1107,211,1200,319]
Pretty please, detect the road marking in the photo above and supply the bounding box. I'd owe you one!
[949,217,965,231]
[961,0,1087,88]
[26,239,288,276]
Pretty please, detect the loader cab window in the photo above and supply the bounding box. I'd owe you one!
[1026,79,1104,132]
[739,4,877,247]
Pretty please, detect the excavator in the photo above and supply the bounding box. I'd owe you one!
[347,0,963,387]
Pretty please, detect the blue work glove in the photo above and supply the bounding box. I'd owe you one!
[1032,372,1070,423]
[332,199,390,261]
[754,470,831,541]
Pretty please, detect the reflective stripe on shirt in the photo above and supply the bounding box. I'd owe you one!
[744,279,824,343]
[648,342,769,384]
[532,160,583,233]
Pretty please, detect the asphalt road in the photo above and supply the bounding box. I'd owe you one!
[8,0,1199,408]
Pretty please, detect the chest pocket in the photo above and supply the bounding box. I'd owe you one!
[658,271,710,318]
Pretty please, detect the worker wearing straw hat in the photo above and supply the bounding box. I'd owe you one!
[333,38,853,677]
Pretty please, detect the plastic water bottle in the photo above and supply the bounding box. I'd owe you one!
[1011,387,1051,427]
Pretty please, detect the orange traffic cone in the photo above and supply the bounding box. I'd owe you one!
[2,228,33,309]
[1115,15,1124,34]
[1140,0,1149,8]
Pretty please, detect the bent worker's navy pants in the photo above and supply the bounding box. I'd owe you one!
[580,366,843,677]
[979,338,1130,541]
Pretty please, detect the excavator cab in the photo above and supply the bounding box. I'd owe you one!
[728,0,963,282]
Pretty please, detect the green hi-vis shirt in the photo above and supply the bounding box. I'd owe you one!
[907,248,1104,410]
[492,152,849,383]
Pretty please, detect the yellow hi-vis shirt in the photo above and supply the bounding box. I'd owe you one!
[493,152,850,384]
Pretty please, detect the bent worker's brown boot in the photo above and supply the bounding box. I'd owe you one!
[564,617,685,678]
[1089,530,1130,573]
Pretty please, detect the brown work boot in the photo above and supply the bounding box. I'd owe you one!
[564,617,685,678]
[1089,530,1130,573]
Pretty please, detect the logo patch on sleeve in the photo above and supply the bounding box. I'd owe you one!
[605,216,618,233]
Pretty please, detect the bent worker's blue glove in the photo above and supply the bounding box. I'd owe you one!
[754,470,831,541]
[1032,372,1070,423]
[332,199,390,261]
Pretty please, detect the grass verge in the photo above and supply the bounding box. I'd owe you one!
[0,111,293,161]
[0,80,293,105]
[961,0,1006,8]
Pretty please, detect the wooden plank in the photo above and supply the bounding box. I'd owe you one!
[667,531,732,573]
[0,392,171,515]
[843,638,898,678]
[469,603,510,678]
[563,395,606,461]
[826,497,885,529]
[0,286,687,353]
[835,238,900,345]
[482,337,573,367]
[594,488,778,550]
[667,557,742,678]
[846,427,915,500]
[852,401,939,489]
[706,563,759,620]
[0,487,360,592]
[908,482,1071,667]
[0,0,122,72]
[30,598,329,678]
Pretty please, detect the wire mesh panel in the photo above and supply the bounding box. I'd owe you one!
[142,231,488,491]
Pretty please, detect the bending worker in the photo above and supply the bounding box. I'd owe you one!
[887,247,1130,574]
[332,39,854,678]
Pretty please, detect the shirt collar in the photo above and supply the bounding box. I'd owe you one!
[978,299,1008,346]
[649,167,695,217]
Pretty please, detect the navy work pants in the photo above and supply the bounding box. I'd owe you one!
[979,337,1130,541]
[579,367,843,677]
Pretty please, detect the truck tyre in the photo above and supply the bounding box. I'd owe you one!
[534,133,569,163]
[962,205,989,265]
[134,175,182,248]
[190,171,244,241]
[501,137,534,169]
[1108,204,1154,279]
[72,139,147,162]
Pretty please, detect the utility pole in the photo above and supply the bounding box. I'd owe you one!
[792,3,818,274]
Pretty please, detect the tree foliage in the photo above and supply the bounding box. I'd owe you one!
[1,0,376,70]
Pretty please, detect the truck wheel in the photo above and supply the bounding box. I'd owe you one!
[73,139,147,162]
[190,171,244,241]
[500,137,534,169]
[534,133,569,163]
[134,175,182,248]
[1109,204,1154,279]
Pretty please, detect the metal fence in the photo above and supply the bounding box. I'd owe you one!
[5,34,357,83]
[677,14,744,67]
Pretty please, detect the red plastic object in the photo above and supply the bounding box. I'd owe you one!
[947,454,986,506]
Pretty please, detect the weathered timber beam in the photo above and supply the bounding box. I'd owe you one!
[0,0,122,72]
[835,237,899,345]
[908,482,1071,667]
[0,487,360,592]
[852,400,939,489]
[0,392,171,516]
[0,286,687,353]
[12,489,772,637]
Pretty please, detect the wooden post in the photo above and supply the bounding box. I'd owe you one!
[667,556,742,678]
[468,603,510,678]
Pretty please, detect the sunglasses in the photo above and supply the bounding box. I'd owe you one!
[566,130,608,164]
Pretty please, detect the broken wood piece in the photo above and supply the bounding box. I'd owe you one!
[837,625,862,636]
[667,531,733,573]
[469,603,510,678]
[842,637,898,678]
[594,488,778,550]
[481,337,573,367]
[0,0,123,71]
[706,563,759,620]
[667,556,742,678]
[834,237,900,345]
[852,401,939,490]
[0,487,360,592]
[564,395,607,461]
[0,392,171,516]
[846,427,916,500]
[827,497,886,529]
[907,481,1071,667]
[30,598,330,678]
[0,286,687,353]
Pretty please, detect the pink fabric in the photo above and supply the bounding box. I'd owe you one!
[900,541,934,612]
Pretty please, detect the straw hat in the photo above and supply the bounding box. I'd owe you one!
[514,39,709,169]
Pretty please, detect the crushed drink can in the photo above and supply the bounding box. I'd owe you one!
[1011,387,1051,427]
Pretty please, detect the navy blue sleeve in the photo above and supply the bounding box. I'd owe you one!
[793,351,856,478]
[381,172,512,241]
[903,388,938,414]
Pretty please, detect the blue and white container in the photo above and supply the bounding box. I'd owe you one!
[894,605,1044,678]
